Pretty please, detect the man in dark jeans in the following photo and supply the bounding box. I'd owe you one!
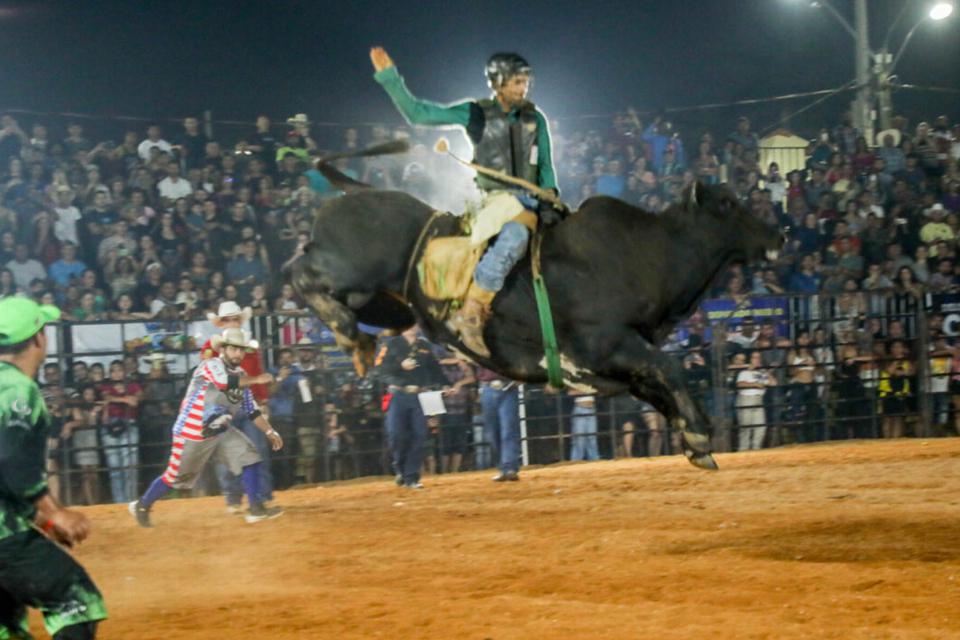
[375,327,447,489]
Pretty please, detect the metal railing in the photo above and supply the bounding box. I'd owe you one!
[38,290,960,506]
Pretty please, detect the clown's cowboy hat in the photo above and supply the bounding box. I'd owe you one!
[210,328,259,353]
[207,301,252,327]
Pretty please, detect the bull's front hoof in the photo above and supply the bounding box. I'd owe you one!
[686,451,719,471]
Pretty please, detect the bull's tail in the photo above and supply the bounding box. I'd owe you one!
[315,140,410,193]
[314,163,372,193]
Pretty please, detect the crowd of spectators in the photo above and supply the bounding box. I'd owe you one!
[555,110,960,304]
[2,109,958,316]
[546,107,960,452]
[2,102,959,503]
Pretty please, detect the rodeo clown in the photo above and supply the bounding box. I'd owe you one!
[370,46,561,357]
[200,301,274,513]
[129,328,284,527]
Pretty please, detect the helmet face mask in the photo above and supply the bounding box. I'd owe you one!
[486,52,533,91]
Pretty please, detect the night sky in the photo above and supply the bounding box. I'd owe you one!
[0,0,957,138]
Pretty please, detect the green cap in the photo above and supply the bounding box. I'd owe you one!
[0,298,61,346]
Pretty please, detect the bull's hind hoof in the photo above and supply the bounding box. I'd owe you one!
[686,451,719,471]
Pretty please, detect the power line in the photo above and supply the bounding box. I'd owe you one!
[0,85,862,130]
[895,82,960,96]
[757,80,860,138]
[2,81,952,134]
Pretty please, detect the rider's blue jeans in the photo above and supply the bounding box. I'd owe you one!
[474,221,530,292]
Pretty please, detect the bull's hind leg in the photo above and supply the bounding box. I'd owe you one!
[302,292,376,376]
[606,336,718,470]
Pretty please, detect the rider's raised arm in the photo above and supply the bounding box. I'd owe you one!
[374,65,473,128]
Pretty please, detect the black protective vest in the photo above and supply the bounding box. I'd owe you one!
[470,99,540,192]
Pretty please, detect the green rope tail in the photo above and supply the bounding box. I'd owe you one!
[531,234,563,389]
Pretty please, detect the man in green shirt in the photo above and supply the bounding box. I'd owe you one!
[0,297,106,639]
[371,47,560,357]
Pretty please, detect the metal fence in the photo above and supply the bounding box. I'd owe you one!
[40,289,960,506]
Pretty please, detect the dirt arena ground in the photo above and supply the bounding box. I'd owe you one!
[33,439,960,639]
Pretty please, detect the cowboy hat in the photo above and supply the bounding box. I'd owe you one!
[141,352,175,368]
[286,113,311,126]
[210,328,259,353]
[875,128,902,147]
[207,301,252,326]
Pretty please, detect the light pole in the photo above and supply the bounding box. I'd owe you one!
[803,0,873,144]
[853,0,872,148]
[795,1,954,144]
[875,2,955,132]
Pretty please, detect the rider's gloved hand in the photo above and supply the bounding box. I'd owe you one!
[538,189,566,227]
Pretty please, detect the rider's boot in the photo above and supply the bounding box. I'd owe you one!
[449,284,495,357]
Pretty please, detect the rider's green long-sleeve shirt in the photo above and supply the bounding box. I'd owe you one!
[374,66,558,192]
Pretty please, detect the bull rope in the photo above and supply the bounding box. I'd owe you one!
[531,233,564,389]
[401,211,444,303]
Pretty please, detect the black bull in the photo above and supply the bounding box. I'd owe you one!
[289,184,783,470]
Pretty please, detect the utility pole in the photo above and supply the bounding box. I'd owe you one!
[875,51,894,132]
[875,2,955,134]
[853,0,874,145]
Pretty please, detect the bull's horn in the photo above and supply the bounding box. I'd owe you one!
[434,137,450,154]
[690,182,698,206]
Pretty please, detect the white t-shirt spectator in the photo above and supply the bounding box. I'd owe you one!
[6,258,47,290]
[157,176,193,201]
[138,138,173,161]
[736,369,768,398]
[767,180,786,206]
[728,331,757,349]
[53,205,82,244]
